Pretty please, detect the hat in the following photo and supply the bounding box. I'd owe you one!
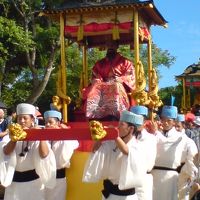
[176,114,185,122]
[185,112,195,122]
[193,116,200,126]
[120,110,144,127]
[16,103,36,116]
[44,110,62,121]
[161,106,178,119]
[130,105,148,117]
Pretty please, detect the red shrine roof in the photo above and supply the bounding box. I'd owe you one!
[176,62,200,87]
[40,0,167,47]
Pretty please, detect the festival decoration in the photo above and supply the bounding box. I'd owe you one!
[132,61,150,105]
[148,68,163,109]
[8,123,27,142]
[89,120,107,140]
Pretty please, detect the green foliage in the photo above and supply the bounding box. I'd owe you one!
[159,84,183,109]
[0,0,177,111]
[1,69,33,106]
[0,16,33,64]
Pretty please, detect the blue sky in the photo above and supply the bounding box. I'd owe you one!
[151,0,200,88]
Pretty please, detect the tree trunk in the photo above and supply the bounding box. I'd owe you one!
[26,45,58,104]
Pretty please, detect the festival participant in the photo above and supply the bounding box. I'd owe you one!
[43,110,79,200]
[6,107,17,125]
[0,103,56,200]
[175,114,198,200]
[83,110,147,200]
[83,41,135,120]
[191,116,200,151]
[184,112,196,140]
[0,109,8,140]
[130,105,157,200]
[152,106,189,200]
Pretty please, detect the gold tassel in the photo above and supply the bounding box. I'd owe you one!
[77,24,84,41]
[139,27,144,41]
[112,24,120,40]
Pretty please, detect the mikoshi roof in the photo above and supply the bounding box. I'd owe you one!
[176,62,200,87]
[40,0,167,47]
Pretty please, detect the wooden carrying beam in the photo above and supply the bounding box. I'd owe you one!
[23,122,118,141]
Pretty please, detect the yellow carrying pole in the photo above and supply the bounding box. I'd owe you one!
[147,34,154,120]
[148,35,152,90]
[60,13,68,122]
[82,46,88,87]
[187,88,191,109]
[182,77,186,112]
[134,9,139,90]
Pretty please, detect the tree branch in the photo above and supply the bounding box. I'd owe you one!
[11,0,24,18]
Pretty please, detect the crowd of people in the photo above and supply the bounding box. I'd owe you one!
[0,103,78,200]
[0,44,200,200]
[82,105,200,200]
[0,103,199,200]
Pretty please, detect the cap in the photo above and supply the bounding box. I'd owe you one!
[185,112,195,122]
[193,116,200,126]
[120,110,144,127]
[44,110,62,121]
[130,105,148,117]
[16,103,36,116]
[176,114,185,122]
[161,105,178,119]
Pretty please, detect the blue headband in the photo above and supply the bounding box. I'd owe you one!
[120,110,144,127]
[44,110,62,121]
[161,106,178,119]
[130,105,148,117]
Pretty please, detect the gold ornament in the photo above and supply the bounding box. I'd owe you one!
[89,120,107,141]
[132,61,150,105]
[8,123,27,142]
[148,68,162,109]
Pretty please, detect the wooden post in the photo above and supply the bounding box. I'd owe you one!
[82,46,88,87]
[182,77,186,112]
[148,35,153,120]
[60,13,68,122]
[134,9,139,88]
[148,35,152,90]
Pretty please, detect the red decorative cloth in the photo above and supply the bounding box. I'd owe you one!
[83,53,135,119]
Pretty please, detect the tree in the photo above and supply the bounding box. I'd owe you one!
[0,0,60,105]
[0,15,33,97]
[0,0,176,112]
[158,84,183,109]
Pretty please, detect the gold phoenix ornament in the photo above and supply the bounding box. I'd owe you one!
[8,123,27,142]
[89,120,107,141]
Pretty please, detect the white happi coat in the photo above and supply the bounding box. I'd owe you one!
[152,127,188,200]
[178,130,198,200]
[45,140,79,200]
[0,135,56,200]
[136,129,157,200]
[83,137,147,200]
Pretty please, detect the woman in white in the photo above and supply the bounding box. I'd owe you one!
[130,105,157,200]
[0,103,56,200]
[175,114,198,200]
[83,110,147,200]
[44,110,79,200]
[152,106,189,200]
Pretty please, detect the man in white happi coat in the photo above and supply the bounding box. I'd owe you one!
[0,103,56,200]
[152,105,189,200]
[130,105,157,200]
[83,110,148,200]
[175,114,198,200]
[43,110,79,200]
